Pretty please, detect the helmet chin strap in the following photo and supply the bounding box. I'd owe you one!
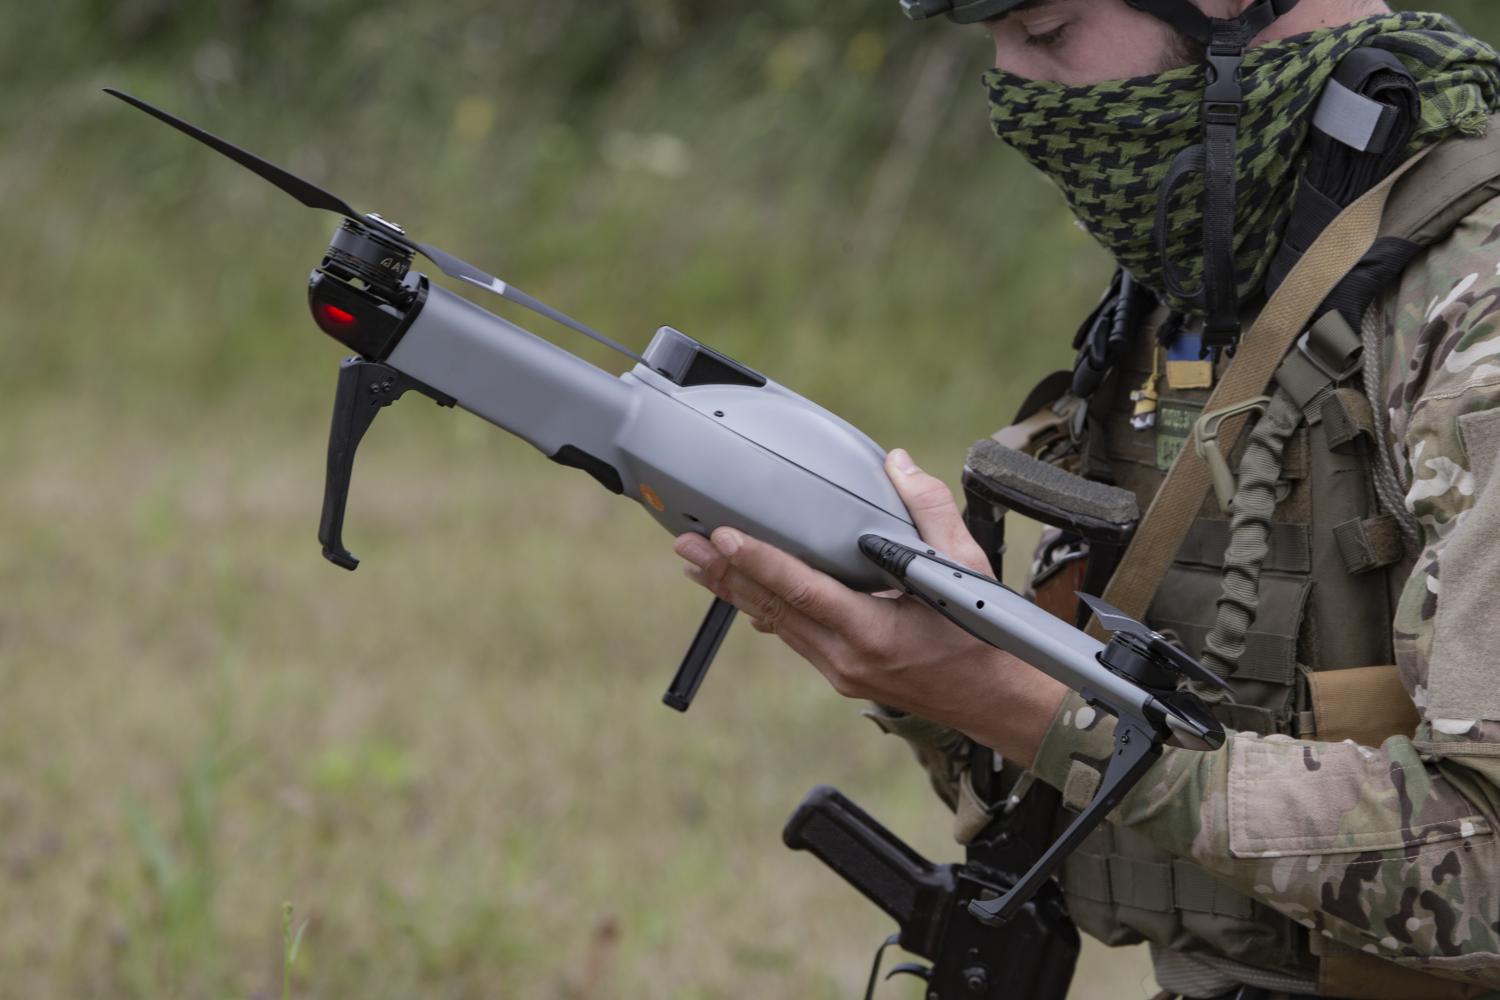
[1125,0,1301,351]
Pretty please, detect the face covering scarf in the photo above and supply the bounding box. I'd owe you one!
[984,11,1500,319]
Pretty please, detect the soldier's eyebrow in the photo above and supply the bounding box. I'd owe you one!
[987,0,1057,23]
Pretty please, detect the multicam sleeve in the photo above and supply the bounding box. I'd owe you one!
[1027,198,1500,989]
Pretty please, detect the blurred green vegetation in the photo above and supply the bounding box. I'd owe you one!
[8,0,1497,438]
[4,1,1500,996]
[5,0,1117,454]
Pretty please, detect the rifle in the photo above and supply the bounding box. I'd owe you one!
[785,784,1079,999]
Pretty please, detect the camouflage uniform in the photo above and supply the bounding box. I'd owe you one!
[1029,195,1500,990]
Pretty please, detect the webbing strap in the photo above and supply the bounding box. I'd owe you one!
[1062,851,1255,918]
[1333,515,1405,574]
[1123,0,1297,48]
[1086,147,1433,642]
[1200,18,1250,349]
[1155,617,1300,686]
[1379,116,1500,243]
[1130,0,1300,349]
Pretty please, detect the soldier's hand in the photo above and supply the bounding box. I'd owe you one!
[673,448,1065,766]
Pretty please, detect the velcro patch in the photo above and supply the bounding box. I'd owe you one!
[1156,400,1205,472]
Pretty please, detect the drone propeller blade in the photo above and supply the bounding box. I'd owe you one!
[1151,638,1234,693]
[108,88,643,365]
[104,88,363,220]
[1077,593,1151,640]
[1079,592,1233,693]
[409,240,644,364]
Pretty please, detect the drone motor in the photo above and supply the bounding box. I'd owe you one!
[321,218,416,303]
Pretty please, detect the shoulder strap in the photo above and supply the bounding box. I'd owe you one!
[1380,114,1500,245]
[1086,148,1432,641]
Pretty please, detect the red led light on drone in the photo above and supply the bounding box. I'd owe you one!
[319,304,358,327]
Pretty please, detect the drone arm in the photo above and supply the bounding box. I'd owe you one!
[385,284,636,464]
[856,536,1155,724]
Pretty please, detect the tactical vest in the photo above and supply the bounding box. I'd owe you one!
[1045,306,1404,981]
[941,124,1500,997]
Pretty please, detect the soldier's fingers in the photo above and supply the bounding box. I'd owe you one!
[681,552,833,650]
[736,606,851,685]
[709,527,863,634]
[678,531,879,664]
[885,449,990,573]
[682,539,900,700]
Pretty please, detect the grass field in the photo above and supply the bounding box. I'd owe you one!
[1,393,1156,998]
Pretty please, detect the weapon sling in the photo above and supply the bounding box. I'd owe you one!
[1084,146,1432,642]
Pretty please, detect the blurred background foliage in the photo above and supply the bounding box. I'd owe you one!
[4,1,1500,997]
[6,0,1118,444]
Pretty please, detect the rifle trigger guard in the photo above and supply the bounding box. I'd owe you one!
[863,933,904,1000]
[318,356,454,571]
[885,962,933,983]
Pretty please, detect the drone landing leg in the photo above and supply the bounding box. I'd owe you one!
[967,718,1162,926]
[319,356,453,571]
[662,597,737,712]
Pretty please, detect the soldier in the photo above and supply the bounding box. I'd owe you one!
[675,0,1500,998]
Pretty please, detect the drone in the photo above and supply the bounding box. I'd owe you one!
[109,88,1229,982]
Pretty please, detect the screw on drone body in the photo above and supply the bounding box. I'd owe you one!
[364,212,405,235]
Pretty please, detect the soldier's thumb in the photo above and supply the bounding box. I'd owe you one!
[886,449,989,573]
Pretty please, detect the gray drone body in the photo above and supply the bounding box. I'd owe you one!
[375,279,1224,753]
[386,284,923,593]
[382,290,1219,750]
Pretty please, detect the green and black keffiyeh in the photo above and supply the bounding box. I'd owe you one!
[985,12,1500,318]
